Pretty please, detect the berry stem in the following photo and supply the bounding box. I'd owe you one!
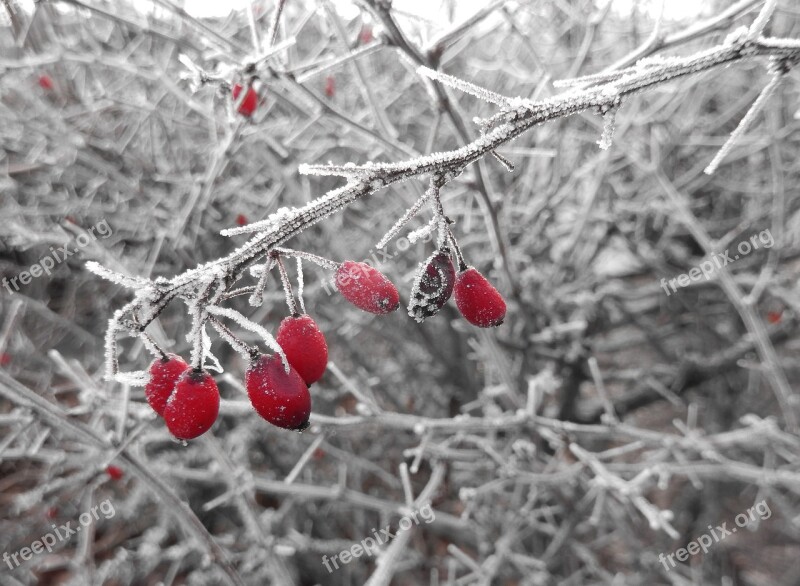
[138,330,167,361]
[449,233,467,272]
[428,174,467,271]
[274,253,300,316]
[295,256,306,315]
[189,306,207,371]
[207,315,260,360]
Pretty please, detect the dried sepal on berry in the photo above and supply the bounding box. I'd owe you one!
[246,354,311,431]
[335,261,400,315]
[454,267,507,328]
[163,369,220,440]
[408,248,456,322]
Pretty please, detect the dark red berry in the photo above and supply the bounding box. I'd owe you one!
[232,83,258,117]
[236,213,248,226]
[325,75,335,98]
[145,354,190,416]
[163,369,220,440]
[46,506,59,519]
[0,353,11,366]
[106,465,124,481]
[408,249,455,322]
[38,75,53,90]
[335,261,400,314]
[276,315,328,385]
[767,311,782,324]
[454,267,506,327]
[246,354,311,431]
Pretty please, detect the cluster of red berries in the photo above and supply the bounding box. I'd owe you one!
[335,253,506,327]
[144,356,221,440]
[144,313,327,440]
[142,252,503,441]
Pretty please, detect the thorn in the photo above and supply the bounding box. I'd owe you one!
[490,150,515,172]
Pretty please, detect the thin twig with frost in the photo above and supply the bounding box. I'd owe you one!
[417,66,513,108]
[704,63,786,174]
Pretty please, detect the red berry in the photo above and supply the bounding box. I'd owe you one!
[236,213,248,226]
[408,249,455,322]
[145,354,190,416]
[454,267,506,327]
[276,315,328,384]
[767,311,782,324]
[0,353,11,366]
[359,25,373,44]
[38,75,53,90]
[325,75,335,98]
[106,465,124,481]
[232,83,259,117]
[335,261,400,315]
[46,506,59,519]
[163,369,220,440]
[246,354,311,431]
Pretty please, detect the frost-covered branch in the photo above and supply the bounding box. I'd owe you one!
[96,29,799,383]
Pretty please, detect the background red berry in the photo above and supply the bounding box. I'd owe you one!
[163,369,220,440]
[106,465,124,481]
[276,314,328,384]
[232,83,258,117]
[145,354,189,416]
[38,75,54,90]
[454,267,506,328]
[325,75,335,98]
[359,25,373,44]
[335,261,400,315]
[246,354,311,430]
[767,311,782,324]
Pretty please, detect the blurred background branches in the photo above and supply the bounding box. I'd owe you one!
[2,0,800,584]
